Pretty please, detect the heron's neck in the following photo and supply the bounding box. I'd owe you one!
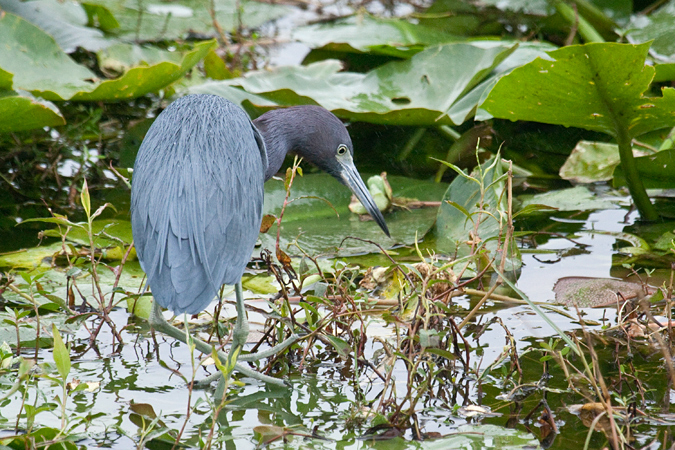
[253,109,306,181]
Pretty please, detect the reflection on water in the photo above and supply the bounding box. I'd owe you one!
[2,185,673,449]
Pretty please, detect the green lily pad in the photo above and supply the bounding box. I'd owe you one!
[482,42,675,139]
[97,43,185,75]
[455,41,557,124]
[435,157,508,259]
[292,14,462,58]
[191,42,519,126]
[419,424,538,449]
[626,1,675,62]
[0,0,111,52]
[241,274,278,295]
[559,140,620,183]
[192,41,554,127]
[0,13,215,101]
[261,173,447,256]
[0,90,65,133]
[561,129,675,186]
[520,186,618,211]
[40,218,133,249]
[126,294,152,320]
[85,0,289,42]
[0,242,64,270]
[74,40,216,101]
[0,12,98,100]
[655,62,675,82]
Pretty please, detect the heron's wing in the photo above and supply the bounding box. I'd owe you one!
[131,95,265,314]
[252,121,269,175]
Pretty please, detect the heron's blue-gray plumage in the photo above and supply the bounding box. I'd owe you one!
[131,95,266,314]
[132,94,389,316]
[253,105,354,181]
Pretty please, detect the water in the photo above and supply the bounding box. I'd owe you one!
[2,186,662,449]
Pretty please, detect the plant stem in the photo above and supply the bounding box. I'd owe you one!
[617,125,658,221]
[397,128,426,161]
[571,0,616,33]
[554,0,605,43]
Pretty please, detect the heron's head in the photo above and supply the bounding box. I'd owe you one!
[271,105,390,237]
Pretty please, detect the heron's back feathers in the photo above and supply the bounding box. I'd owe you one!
[131,94,265,314]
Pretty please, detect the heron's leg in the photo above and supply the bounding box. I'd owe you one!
[237,302,300,363]
[218,282,300,362]
[148,290,297,386]
[230,282,249,350]
[237,335,299,361]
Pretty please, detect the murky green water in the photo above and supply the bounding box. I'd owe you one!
[3,181,673,449]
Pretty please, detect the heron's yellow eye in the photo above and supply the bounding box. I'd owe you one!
[337,144,348,156]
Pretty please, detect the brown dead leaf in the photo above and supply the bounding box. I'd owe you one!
[553,277,655,308]
[359,267,390,290]
[414,262,456,297]
[259,214,276,233]
[276,248,292,271]
[568,402,619,434]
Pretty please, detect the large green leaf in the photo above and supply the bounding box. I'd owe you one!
[0,13,215,101]
[0,0,111,52]
[520,186,617,211]
[481,42,675,139]
[0,90,65,133]
[97,43,185,75]
[261,174,447,255]
[192,42,518,126]
[72,40,215,101]
[454,41,557,124]
[481,42,675,220]
[559,140,621,183]
[626,0,675,62]
[419,424,538,449]
[85,0,288,41]
[614,149,675,189]
[435,157,508,259]
[0,12,98,100]
[0,242,64,270]
[0,311,74,347]
[40,218,133,249]
[655,62,675,83]
[292,14,462,58]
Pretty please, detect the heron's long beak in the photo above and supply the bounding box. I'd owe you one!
[340,163,391,237]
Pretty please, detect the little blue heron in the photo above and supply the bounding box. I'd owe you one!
[131,94,389,386]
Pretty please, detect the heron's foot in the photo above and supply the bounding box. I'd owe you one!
[238,333,301,362]
[195,362,289,389]
[193,371,222,388]
[193,334,300,389]
[150,301,295,386]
